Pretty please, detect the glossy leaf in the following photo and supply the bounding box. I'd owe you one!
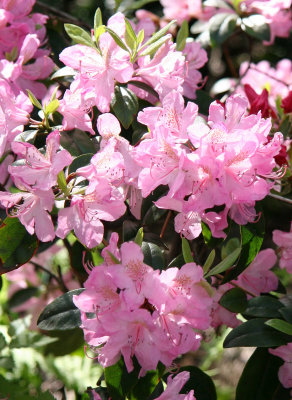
[37,289,84,331]
[111,86,138,129]
[219,287,248,313]
[224,318,292,348]
[241,14,270,42]
[265,319,292,336]
[244,296,284,319]
[142,242,164,269]
[236,348,289,400]
[210,13,238,46]
[68,153,94,174]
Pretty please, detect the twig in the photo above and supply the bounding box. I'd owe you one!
[160,210,172,238]
[35,1,92,30]
[31,261,68,292]
[268,193,292,205]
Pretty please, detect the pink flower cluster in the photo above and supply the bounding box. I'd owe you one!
[269,343,292,391]
[134,92,283,238]
[58,12,207,133]
[73,234,212,374]
[273,222,292,273]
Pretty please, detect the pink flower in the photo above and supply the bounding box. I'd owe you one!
[273,222,292,273]
[73,237,212,374]
[269,343,292,389]
[59,14,133,113]
[160,0,202,24]
[156,371,196,400]
[0,184,55,242]
[9,130,72,190]
[235,249,278,296]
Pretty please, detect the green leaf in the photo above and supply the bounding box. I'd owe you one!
[128,80,159,99]
[142,242,164,269]
[134,227,144,246]
[44,328,84,356]
[0,217,38,274]
[203,250,216,274]
[44,99,59,115]
[119,0,158,11]
[224,318,292,348]
[244,296,284,319]
[51,66,76,79]
[141,20,176,49]
[68,153,94,174]
[125,18,137,51]
[182,237,194,263]
[27,89,42,109]
[37,289,84,330]
[57,170,69,195]
[168,253,185,269]
[106,27,129,52]
[195,91,214,115]
[279,306,292,324]
[94,8,103,42]
[210,12,238,46]
[9,331,57,349]
[107,250,120,264]
[64,23,95,48]
[241,14,270,41]
[60,130,99,156]
[137,29,145,45]
[123,220,139,242]
[221,237,241,260]
[219,287,248,313]
[104,358,133,400]
[111,86,138,129]
[205,246,241,277]
[168,366,217,400]
[236,348,290,400]
[224,215,265,282]
[139,35,170,57]
[8,287,39,309]
[265,319,292,336]
[0,332,6,351]
[130,367,164,400]
[176,20,189,51]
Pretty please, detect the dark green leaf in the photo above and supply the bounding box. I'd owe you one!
[219,287,248,313]
[224,215,265,282]
[279,306,292,323]
[37,289,84,330]
[142,205,167,225]
[68,153,94,174]
[64,23,95,48]
[182,237,194,263]
[0,332,6,351]
[205,247,241,278]
[60,130,98,156]
[210,13,238,46]
[221,238,241,260]
[168,253,185,269]
[224,318,292,348]
[244,296,284,319]
[120,0,158,12]
[44,328,84,356]
[111,86,138,129]
[176,20,189,51]
[265,319,292,336]
[0,218,38,274]
[236,348,289,400]
[171,366,217,400]
[104,358,133,400]
[241,14,270,41]
[123,220,139,242]
[142,242,164,269]
[128,80,159,99]
[130,369,162,400]
[8,287,39,309]
[195,91,214,116]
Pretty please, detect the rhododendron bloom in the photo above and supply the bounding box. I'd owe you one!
[160,0,202,24]
[9,130,72,190]
[269,343,292,389]
[156,371,196,399]
[73,236,212,374]
[273,222,292,273]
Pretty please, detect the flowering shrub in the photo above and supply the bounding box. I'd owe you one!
[0,1,291,399]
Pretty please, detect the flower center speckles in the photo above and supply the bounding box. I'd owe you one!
[163,107,181,131]
[125,259,148,281]
[209,128,227,145]
[174,274,192,293]
[226,151,248,167]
